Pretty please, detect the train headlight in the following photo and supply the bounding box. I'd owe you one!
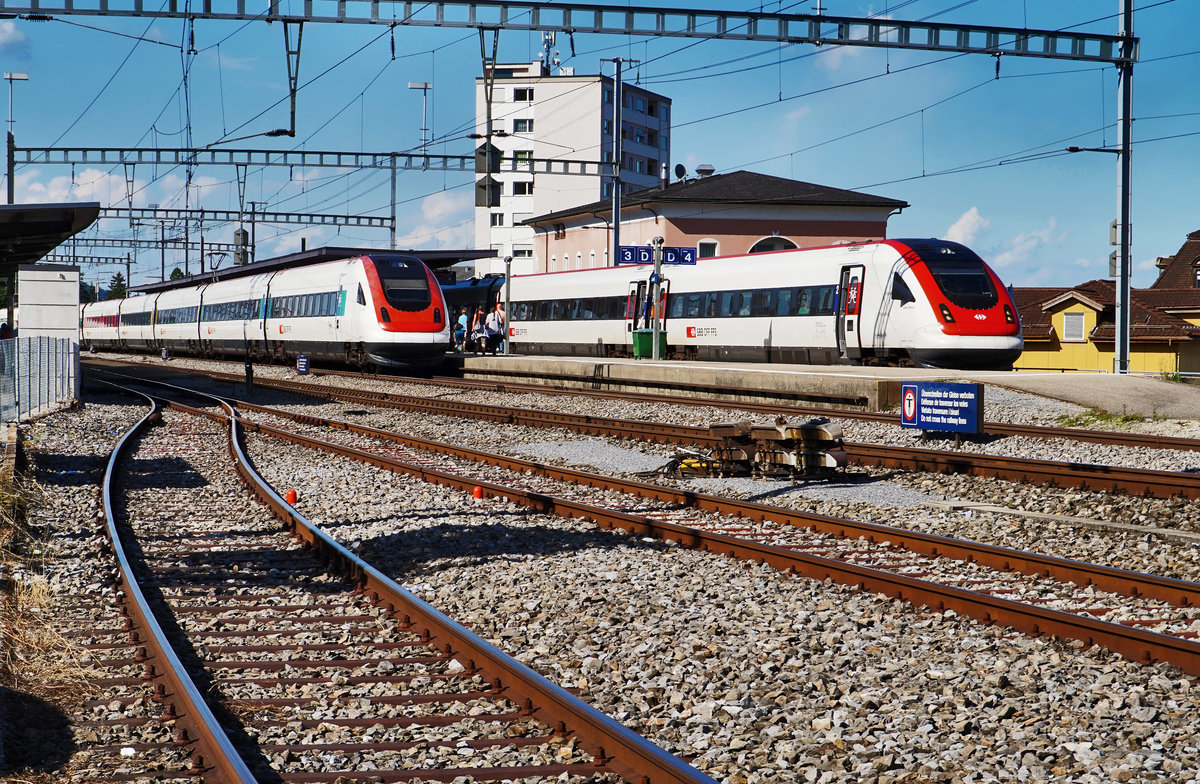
[434,307,442,325]
[1004,305,1016,324]
[938,304,955,323]
[380,307,391,323]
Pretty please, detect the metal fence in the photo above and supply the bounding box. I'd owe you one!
[0,337,79,422]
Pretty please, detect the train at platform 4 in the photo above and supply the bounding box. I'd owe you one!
[448,238,1024,370]
[81,252,450,367]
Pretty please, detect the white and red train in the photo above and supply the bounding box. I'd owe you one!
[498,239,1023,369]
[81,251,450,367]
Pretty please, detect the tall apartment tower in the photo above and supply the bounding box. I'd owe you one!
[474,60,672,275]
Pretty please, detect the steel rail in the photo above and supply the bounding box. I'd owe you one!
[423,374,1200,453]
[92,365,1200,607]
[841,442,1200,500]
[100,368,1200,677]
[89,363,1200,499]
[218,370,1200,500]
[140,393,718,784]
[232,399,1200,609]
[98,386,258,784]
[228,406,1200,678]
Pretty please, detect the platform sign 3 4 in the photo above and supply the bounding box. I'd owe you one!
[616,245,698,265]
[899,381,984,434]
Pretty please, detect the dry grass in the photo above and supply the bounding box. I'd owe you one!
[0,479,108,710]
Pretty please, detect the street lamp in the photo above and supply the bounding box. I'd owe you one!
[5,72,28,205]
[407,81,432,154]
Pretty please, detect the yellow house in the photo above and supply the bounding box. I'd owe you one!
[1012,279,1200,374]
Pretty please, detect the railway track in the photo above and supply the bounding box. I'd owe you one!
[90,383,716,784]
[96,369,1200,678]
[323,365,1200,453]
[93,361,1200,501]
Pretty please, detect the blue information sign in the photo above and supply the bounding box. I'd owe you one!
[616,245,698,265]
[899,382,984,434]
[296,355,310,375]
[616,246,653,265]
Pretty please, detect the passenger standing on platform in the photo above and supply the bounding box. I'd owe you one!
[484,301,505,355]
[455,308,469,352]
[469,305,487,353]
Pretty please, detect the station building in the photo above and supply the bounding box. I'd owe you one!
[474,59,671,275]
[1012,230,1200,376]
[523,169,908,273]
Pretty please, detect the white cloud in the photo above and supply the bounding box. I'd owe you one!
[0,21,30,60]
[943,207,989,246]
[784,106,813,124]
[991,218,1067,268]
[813,43,864,72]
[420,190,471,224]
[18,167,133,205]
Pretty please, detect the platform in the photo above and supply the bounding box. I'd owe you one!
[449,354,1200,419]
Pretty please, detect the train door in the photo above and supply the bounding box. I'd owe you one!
[626,280,648,335]
[837,264,865,360]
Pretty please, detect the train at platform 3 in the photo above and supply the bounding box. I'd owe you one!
[81,252,450,367]
[456,238,1022,369]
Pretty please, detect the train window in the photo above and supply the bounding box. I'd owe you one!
[357,284,366,306]
[547,301,562,320]
[796,289,812,316]
[816,286,837,315]
[535,301,550,320]
[923,257,998,309]
[751,289,773,317]
[715,291,734,318]
[891,274,916,305]
[775,288,795,316]
[735,291,752,317]
[578,298,595,319]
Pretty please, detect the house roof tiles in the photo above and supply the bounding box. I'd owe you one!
[525,170,908,224]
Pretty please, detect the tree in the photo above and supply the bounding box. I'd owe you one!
[169,267,185,281]
[80,280,98,303]
[108,272,127,300]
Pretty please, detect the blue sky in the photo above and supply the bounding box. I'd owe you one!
[1,0,1196,292]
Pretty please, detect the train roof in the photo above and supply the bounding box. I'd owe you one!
[130,245,495,295]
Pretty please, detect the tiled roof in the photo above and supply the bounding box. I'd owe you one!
[1013,279,1200,343]
[1137,288,1200,312]
[1149,229,1200,289]
[526,170,908,224]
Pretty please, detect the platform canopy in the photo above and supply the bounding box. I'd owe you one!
[0,202,101,277]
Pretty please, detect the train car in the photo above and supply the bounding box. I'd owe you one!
[154,286,202,354]
[504,239,1022,370]
[118,293,157,352]
[81,252,450,368]
[80,298,122,350]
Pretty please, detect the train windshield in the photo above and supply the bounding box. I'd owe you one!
[371,255,431,311]
[914,243,998,310]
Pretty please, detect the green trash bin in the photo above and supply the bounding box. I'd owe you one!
[632,329,667,359]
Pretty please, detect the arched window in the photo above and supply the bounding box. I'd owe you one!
[1193,257,1200,288]
[749,236,798,254]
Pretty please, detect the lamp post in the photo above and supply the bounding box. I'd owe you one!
[5,71,28,205]
[651,236,664,360]
[503,255,512,356]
